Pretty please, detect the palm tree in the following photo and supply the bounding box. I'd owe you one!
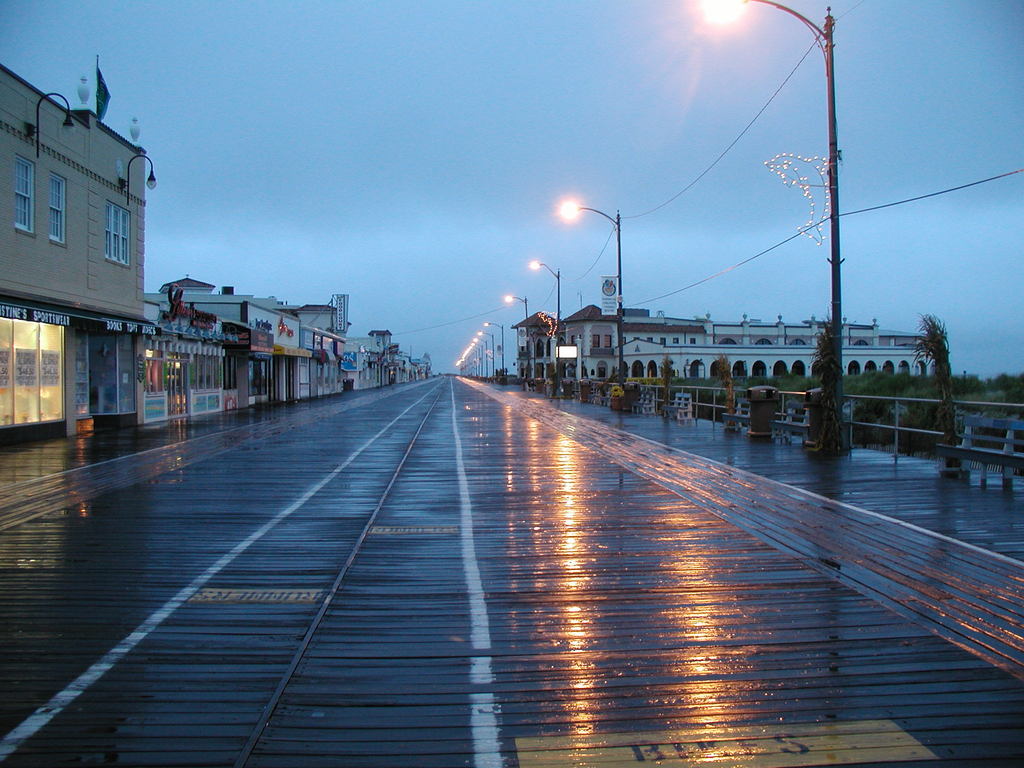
[659,355,674,415]
[716,354,736,425]
[915,314,957,448]
[811,319,843,455]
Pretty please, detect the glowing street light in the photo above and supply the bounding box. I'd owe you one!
[559,200,624,385]
[706,0,845,450]
[505,294,532,379]
[483,322,505,379]
[701,0,747,25]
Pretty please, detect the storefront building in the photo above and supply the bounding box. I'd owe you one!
[141,289,238,424]
[272,313,308,402]
[0,297,156,443]
[310,330,345,397]
[3,64,157,444]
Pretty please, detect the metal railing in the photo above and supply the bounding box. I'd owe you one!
[583,381,1024,462]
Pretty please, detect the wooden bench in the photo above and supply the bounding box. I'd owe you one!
[663,392,694,424]
[936,415,1024,488]
[631,390,657,416]
[723,399,750,430]
[772,402,810,444]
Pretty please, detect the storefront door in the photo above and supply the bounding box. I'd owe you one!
[166,357,188,416]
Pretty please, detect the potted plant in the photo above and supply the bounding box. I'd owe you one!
[609,384,625,411]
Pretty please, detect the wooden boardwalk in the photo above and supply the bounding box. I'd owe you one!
[0,378,1021,766]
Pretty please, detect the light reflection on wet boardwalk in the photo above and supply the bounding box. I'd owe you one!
[0,378,1021,766]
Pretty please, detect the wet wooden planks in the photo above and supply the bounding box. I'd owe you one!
[0,379,1022,766]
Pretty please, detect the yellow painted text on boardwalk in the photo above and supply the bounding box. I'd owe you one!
[515,720,937,767]
[188,589,325,603]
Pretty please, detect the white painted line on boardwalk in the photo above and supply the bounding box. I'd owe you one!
[451,382,502,768]
[0,386,439,762]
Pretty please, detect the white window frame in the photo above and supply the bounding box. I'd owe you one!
[104,201,130,265]
[49,173,66,243]
[14,156,34,232]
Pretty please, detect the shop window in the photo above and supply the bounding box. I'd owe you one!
[191,354,221,390]
[145,350,164,393]
[87,333,135,415]
[249,358,269,397]
[104,202,130,264]
[0,318,64,427]
[223,357,237,390]
[49,174,66,243]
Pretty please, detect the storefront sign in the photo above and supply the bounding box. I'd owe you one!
[1,299,155,334]
[224,326,274,355]
[332,293,349,333]
[104,318,157,335]
[166,286,218,331]
[1,302,69,326]
[277,317,295,338]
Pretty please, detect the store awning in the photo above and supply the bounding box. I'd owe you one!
[1,295,157,335]
[273,345,313,358]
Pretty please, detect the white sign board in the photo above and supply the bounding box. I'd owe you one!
[332,294,349,333]
[600,276,618,314]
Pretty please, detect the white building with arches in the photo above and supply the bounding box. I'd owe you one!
[515,305,924,382]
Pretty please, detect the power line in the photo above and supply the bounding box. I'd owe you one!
[624,41,817,221]
[842,168,1023,217]
[637,167,1024,305]
[394,305,509,336]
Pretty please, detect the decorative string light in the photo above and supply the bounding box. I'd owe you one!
[537,311,556,338]
[765,152,831,245]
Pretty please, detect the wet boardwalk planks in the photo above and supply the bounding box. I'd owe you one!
[0,379,1021,766]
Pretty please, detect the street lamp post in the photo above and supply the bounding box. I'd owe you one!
[711,0,844,447]
[28,93,75,158]
[475,331,490,378]
[124,152,157,205]
[529,260,562,396]
[480,330,496,379]
[560,203,624,386]
[504,294,531,380]
[483,322,505,378]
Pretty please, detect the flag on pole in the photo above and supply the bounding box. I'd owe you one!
[95,59,110,120]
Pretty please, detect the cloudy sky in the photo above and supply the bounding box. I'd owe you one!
[4,1,1022,375]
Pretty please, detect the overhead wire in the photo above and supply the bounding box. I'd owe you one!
[623,40,818,221]
[636,167,1024,306]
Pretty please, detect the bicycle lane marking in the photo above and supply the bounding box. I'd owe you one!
[451,380,502,768]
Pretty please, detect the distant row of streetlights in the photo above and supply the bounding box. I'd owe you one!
[454,322,505,377]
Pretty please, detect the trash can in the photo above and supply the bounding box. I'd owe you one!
[562,380,574,398]
[747,385,778,439]
[343,379,354,391]
[622,382,639,412]
[803,388,824,447]
[579,379,591,402]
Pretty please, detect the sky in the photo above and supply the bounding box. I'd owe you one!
[4,0,1022,376]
